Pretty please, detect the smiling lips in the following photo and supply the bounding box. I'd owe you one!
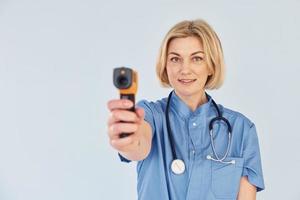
[178,79,197,85]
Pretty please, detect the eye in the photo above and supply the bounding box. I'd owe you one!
[192,56,203,62]
[170,57,180,63]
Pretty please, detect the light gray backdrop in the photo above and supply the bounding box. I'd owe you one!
[1,0,299,199]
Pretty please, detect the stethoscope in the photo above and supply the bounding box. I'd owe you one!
[166,91,236,175]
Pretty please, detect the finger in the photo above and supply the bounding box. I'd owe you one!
[107,99,133,111]
[135,108,145,120]
[108,123,138,138]
[107,110,138,126]
[110,136,134,150]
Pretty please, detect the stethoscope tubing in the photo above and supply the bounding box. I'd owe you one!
[166,90,234,169]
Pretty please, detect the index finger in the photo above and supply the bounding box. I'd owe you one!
[107,99,134,110]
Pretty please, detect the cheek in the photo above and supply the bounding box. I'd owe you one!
[193,70,210,84]
[166,66,176,79]
[166,66,178,86]
[195,65,211,76]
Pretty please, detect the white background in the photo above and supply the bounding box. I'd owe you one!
[0,0,300,199]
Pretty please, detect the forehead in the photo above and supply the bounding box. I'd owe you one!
[167,36,203,54]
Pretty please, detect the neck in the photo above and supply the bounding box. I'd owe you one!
[175,90,208,112]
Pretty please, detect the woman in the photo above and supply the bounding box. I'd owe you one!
[107,19,265,200]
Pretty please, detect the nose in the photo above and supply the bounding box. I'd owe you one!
[180,60,192,74]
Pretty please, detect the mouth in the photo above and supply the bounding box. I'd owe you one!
[178,78,197,85]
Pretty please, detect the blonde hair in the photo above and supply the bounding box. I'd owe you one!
[156,19,225,89]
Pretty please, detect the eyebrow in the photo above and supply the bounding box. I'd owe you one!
[168,51,204,56]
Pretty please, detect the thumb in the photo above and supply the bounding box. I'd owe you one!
[135,107,145,122]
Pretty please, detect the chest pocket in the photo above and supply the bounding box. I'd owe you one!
[211,157,244,199]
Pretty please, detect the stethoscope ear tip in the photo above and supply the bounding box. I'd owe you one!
[206,154,236,165]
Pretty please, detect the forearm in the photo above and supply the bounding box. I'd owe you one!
[237,176,256,200]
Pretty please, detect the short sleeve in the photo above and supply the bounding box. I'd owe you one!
[118,100,156,163]
[242,123,265,191]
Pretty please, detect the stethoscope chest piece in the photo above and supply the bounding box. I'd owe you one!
[171,159,185,175]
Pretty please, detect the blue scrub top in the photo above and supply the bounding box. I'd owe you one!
[119,91,265,200]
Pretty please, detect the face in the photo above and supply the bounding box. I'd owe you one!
[166,36,212,98]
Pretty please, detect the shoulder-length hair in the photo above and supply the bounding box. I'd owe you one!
[156,19,225,89]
